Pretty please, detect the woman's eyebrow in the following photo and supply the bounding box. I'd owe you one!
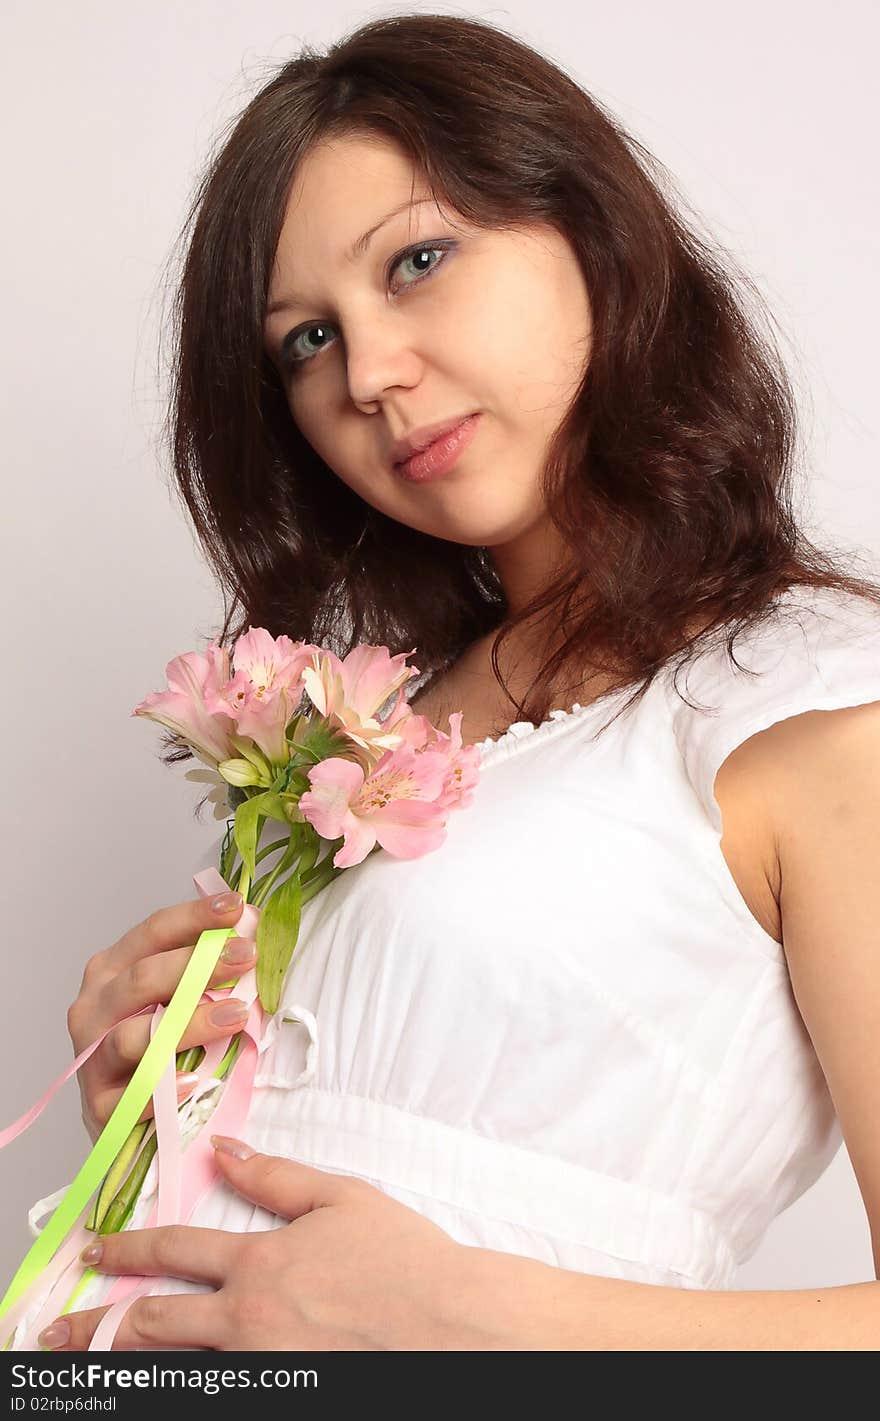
[266,196,436,317]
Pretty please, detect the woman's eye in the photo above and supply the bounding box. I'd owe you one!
[279,241,455,371]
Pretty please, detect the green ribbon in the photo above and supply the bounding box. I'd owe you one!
[0,925,235,1326]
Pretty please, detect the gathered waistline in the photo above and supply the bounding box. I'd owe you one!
[247,1085,738,1289]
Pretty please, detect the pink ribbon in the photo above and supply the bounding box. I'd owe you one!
[3,869,266,1351]
[0,1011,154,1152]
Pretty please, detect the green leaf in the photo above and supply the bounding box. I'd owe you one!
[251,827,304,907]
[233,795,262,882]
[233,790,288,882]
[255,869,302,1014]
[256,791,292,825]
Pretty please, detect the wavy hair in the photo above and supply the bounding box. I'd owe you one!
[153,11,880,790]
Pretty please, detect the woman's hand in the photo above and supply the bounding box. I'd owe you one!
[37,1139,489,1351]
[66,893,255,1144]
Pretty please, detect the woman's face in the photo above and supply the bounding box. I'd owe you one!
[263,132,592,571]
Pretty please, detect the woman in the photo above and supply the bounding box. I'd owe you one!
[23,12,880,1348]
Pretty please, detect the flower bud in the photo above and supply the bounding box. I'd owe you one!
[218,757,264,787]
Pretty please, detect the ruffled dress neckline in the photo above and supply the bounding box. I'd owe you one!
[469,687,634,767]
[472,703,586,756]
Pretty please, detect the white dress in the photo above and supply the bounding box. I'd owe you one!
[15,584,880,1342]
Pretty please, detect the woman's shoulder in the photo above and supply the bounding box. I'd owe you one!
[670,583,880,835]
[672,586,880,945]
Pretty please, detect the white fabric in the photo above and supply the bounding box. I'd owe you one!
[15,584,880,1341]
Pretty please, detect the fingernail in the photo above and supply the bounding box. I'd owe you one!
[210,891,242,913]
[80,1242,103,1265]
[38,1320,70,1349]
[220,937,256,965]
[210,1134,254,1160]
[209,999,248,1027]
[176,1071,200,1093]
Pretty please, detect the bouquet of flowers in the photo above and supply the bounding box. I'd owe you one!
[0,629,481,1350]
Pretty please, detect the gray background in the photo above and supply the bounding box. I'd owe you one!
[2,1,878,1296]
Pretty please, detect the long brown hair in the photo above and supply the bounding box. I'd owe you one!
[154,11,880,788]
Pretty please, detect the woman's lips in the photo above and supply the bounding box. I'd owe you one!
[394,413,481,483]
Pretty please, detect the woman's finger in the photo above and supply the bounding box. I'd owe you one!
[93,1071,203,1129]
[39,1291,227,1352]
[101,892,247,974]
[92,987,251,1126]
[95,934,254,1030]
[99,948,256,1075]
[82,1223,239,1287]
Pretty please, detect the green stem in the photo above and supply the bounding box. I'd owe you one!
[214,1032,243,1078]
[222,834,291,900]
[86,1045,206,1231]
[176,1043,206,1076]
[295,833,321,878]
[98,1130,158,1236]
[300,859,343,905]
[254,836,293,865]
[90,1034,244,1237]
[251,833,305,908]
[85,1121,149,1232]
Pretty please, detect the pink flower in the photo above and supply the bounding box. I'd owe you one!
[205,628,323,769]
[393,709,483,811]
[131,640,237,767]
[301,644,421,765]
[298,737,456,868]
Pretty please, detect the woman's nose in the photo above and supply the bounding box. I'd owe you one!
[343,320,424,406]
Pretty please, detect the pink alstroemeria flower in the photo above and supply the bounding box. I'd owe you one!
[391,709,483,811]
[206,627,323,769]
[301,644,421,765]
[298,737,456,868]
[131,640,237,767]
